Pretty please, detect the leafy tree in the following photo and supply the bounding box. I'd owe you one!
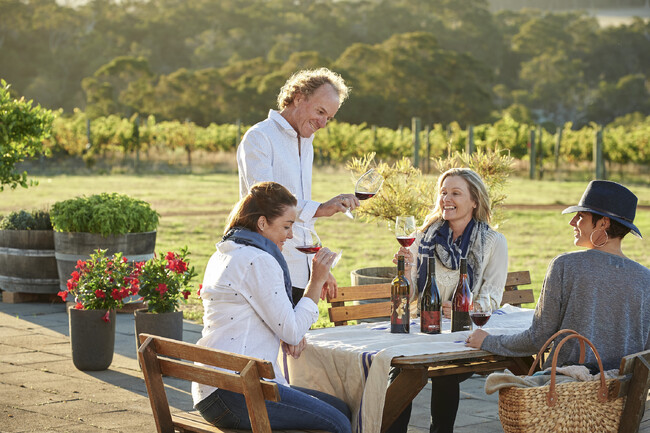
[0,79,54,191]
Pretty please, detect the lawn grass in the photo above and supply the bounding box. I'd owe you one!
[2,164,649,328]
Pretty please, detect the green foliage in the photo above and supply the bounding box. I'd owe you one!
[50,193,159,236]
[347,153,437,226]
[0,210,52,230]
[136,247,198,314]
[433,147,515,227]
[60,249,138,312]
[0,79,54,191]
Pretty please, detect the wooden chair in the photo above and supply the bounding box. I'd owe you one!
[327,270,534,326]
[137,333,326,433]
[617,349,650,433]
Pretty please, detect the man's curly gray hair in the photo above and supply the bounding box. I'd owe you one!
[277,68,350,110]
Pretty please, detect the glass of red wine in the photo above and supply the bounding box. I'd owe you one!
[395,215,416,248]
[344,168,384,219]
[469,300,492,330]
[294,225,342,268]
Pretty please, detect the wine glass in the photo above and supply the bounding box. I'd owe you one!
[469,301,492,330]
[293,225,342,268]
[395,215,416,247]
[343,168,385,219]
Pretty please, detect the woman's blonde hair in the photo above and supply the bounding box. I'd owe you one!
[421,168,491,231]
[225,182,297,234]
[277,68,350,110]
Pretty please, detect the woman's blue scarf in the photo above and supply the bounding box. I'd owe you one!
[222,227,294,306]
[417,219,478,294]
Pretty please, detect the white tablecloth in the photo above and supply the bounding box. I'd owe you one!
[285,305,534,433]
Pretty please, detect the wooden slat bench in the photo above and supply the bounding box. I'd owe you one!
[138,333,327,433]
[328,270,534,326]
[618,349,650,433]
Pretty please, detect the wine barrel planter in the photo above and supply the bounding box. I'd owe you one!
[350,266,396,322]
[0,230,59,294]
[54,231,156,302]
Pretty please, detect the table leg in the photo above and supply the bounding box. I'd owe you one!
[381,367,428,433]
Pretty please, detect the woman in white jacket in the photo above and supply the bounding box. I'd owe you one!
[192,181,351,433]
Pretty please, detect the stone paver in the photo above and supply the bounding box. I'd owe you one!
[0,299,507,432]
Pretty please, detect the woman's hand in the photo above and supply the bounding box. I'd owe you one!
[392,247,415,272]
[442,300,452,319]
[465,329,488,349]
[320,272,338,300]
[282,337,307,359]
[311,248,337,285]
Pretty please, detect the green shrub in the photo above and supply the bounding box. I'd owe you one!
[51,193,159,236]
[0,210,52,230]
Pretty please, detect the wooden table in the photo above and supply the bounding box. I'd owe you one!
[286,307,535,433]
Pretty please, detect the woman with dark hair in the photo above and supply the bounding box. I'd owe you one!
[388,168,508,433]
[467,180,650,373]
[192,181,352,433]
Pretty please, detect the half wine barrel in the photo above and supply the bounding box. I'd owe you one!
[0,230,59,294]
[53,231,156,301]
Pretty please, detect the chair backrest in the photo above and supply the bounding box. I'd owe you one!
[617,349,650,433]
[327,270,535,326]
[138,333,280,433]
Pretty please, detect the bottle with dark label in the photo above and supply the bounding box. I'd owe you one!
[451,258,472,332]
[420,256,441,334]
[391,255,410,334]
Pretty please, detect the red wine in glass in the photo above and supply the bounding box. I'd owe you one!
[470,311,491,328]
[295,245,322,254]
[396,236,415,247]
[355,191,376,200]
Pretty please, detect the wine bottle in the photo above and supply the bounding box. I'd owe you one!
[391,255,410,334]
[420,257,441,334]
[451,258,472,332]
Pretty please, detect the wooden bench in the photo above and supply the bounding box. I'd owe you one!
[617,349,650,433]
[137,333,326,433]
[328,270,534,326]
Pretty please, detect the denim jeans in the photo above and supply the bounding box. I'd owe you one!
[195,384,352,433]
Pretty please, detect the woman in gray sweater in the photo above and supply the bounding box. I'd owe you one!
[467,180,650,372]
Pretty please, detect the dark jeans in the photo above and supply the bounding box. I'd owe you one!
[196,384,352,433]
[385,368,474,433]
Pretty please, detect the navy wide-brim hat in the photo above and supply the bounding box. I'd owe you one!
[562,180,642,238]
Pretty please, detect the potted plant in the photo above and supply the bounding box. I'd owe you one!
[346,150,513,284]
[0,210,59,299]
[50,192,159,305]
[57,249,139,371]
[133,247,197,352]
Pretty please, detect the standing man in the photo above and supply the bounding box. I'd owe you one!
[237,68,359,303]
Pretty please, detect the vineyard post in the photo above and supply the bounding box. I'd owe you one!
[554,126,562,171]
[594,127,605,179]
[412,117,421,169]
[529,129,536,180]
[446,124,453,157]
[537,126,544,179]
[425,124,431,173]
[134,115,140,173]
[466,125,474,155]
[86,118,92,152]
[372,125,377,148]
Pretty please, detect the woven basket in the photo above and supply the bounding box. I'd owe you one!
[498,330,625,433]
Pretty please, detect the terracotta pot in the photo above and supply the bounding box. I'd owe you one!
[69,308,116,371]
[134,308,183,352]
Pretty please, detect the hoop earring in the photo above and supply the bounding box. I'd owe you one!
[590,229,608,248]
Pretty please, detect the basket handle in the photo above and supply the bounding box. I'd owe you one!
[527,329,586,376]
[546,333,608,406]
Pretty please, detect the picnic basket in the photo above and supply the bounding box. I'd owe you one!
[498,329,625,433]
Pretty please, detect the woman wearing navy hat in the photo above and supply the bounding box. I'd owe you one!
[467,180,650,372]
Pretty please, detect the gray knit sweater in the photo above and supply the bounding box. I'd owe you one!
[482,249,650,371]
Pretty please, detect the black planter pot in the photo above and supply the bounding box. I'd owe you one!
[69,308,116,371]
[134,308,183,352]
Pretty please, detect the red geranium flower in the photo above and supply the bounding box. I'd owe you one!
[74,302,84,310]
[102,311,111,322]
[95,289,106,299]
[57,291,68,302]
